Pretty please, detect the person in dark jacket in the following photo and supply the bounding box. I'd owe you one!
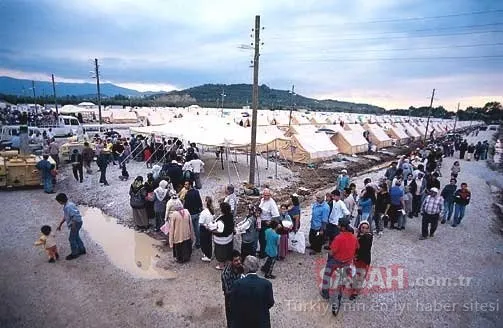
[183,180,203,248]
[81,142,95,174]
[374,182,391,233]
[96,150,110,186]
[129,176,148,230]
[440,178,457,224]
[409,172,426,217]
[70,149,84,183]
[466,143,475,161]
[452,183,471,227]
[426,172,441,190]
[230,255,274,328]
[166,160,184,191]
[144,173,156,221]
[459,140,468,159]
[350,220,373,300]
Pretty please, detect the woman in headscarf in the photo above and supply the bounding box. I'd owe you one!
[350,220,373,300]
[144,173,156,221]
[152,164,162,181]
[168,200,194,263]
[153,180,170,232]
[129,176,148,230]
[210,202,235,270]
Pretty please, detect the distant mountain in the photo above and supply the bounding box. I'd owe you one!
[0,77,385,113]
[155,83,386,114]
[0,76,143,97]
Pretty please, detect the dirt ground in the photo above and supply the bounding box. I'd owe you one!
[1,130,502,328]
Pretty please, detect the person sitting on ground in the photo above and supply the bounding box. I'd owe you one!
[260,220,281,279]
[320,217,359,300]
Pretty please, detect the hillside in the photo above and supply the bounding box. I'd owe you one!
[0,76,143,97]
[156,83,386,114]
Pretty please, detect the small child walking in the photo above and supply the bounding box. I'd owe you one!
[34,225,59,263]
[260,220,281,279]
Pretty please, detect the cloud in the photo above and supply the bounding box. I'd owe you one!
[0,0,502,107]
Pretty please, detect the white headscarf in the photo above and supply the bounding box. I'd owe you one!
[154,180,169,201]
[152,165,162,180]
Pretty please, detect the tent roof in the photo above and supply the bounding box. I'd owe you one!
[292,132,338,160]
[366,124,392,141]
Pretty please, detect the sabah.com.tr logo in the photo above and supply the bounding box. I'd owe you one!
[314,257,408,296]
[315,257,472,296]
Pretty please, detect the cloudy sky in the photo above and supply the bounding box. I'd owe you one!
[0,0,502,110]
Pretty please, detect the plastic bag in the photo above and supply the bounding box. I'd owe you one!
[288,231,306,254]
[160,222,169,235]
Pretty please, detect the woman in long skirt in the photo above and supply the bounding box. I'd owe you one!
[199,196,215,262]
[129,176,148,230]
[278,204,292,260]
[168,200,194,263]
[210,202,234,270]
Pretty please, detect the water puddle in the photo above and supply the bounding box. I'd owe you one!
[81,207,177,280]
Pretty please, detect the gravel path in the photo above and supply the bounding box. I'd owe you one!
[1,130,502,328]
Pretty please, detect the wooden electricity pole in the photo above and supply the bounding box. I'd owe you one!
[423,88,435,140]
[453,102,459,133]
[288,84,295,127]
[248,15,260,185]
[51,74,58,116]
[95,58,103,125]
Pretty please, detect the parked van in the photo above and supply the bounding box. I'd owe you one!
[0,126,44,152]
[39,115,84,137]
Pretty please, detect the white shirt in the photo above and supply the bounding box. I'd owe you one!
[224,193,238,214]
[259,198,279,222]
[189,159,204,173]
[198,208,214,225]
[343,194,357,218]
[328,200,350,225]
[182,162,193,172]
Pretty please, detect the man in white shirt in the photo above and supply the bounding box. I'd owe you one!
[324,190,350,249]
[189,155,205,189]
[258,188,279,258]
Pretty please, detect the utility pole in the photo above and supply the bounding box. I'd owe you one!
[288,84,295,127]
[453,102,459,133]
[248,15,260,185]
[31,80,37,113]
[94,58,103,125]
[423,88,435,140]
[220,88,226,117]
[52,74,58,117]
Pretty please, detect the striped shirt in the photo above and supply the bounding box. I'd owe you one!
[421,195,444,215]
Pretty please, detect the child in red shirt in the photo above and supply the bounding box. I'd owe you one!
[143,146,153,168]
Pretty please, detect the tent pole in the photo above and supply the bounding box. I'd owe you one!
[226,146,231,184]
[255,155,260,187]
[220,147,224,170]
[266,144,269,169]
[275,139,278,179]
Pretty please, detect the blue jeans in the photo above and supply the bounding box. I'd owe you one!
[191,213,201,248]
[69,221,85,256]
[443,200,454,221]
[453,204,466,226]
[43,175,53,193]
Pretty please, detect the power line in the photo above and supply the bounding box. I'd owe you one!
[293,55,503,62]
[272,30,503,42]
[287,9,503,27]
[269,22,503,39]
[260,42,503,55]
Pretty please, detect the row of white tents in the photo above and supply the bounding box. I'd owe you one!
[124,109,481,164]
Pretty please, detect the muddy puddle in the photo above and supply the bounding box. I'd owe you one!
[81,207,176,280]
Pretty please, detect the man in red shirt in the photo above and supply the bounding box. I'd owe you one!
[320,217,358,300]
